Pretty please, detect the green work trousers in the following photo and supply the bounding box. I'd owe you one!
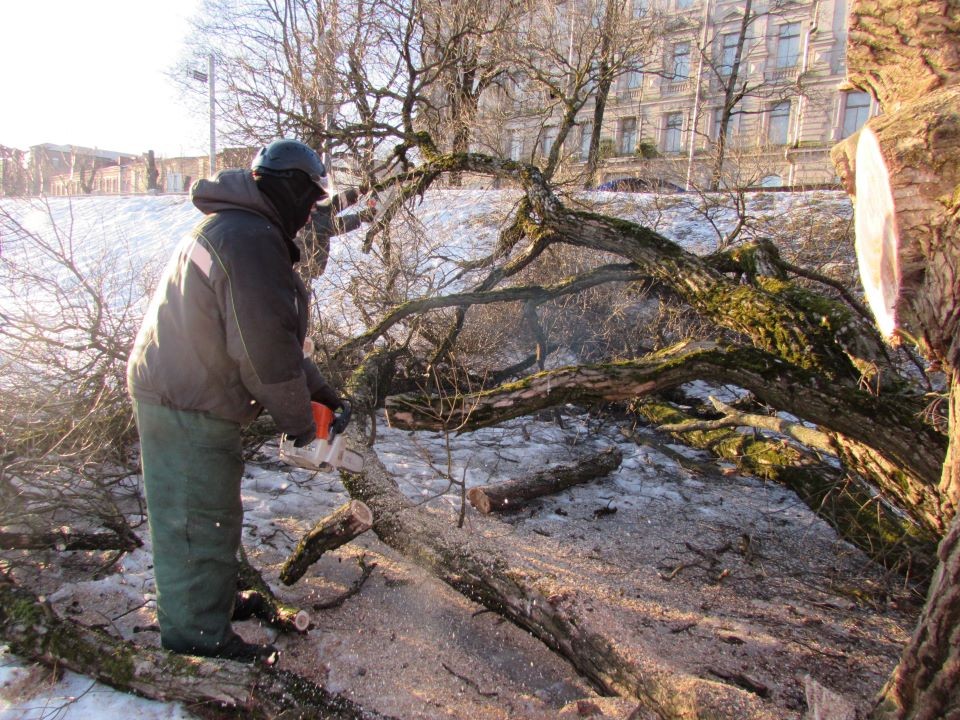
[133,399,243,654]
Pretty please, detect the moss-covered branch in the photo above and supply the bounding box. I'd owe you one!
[637,400,938,582]
[385,340,947,533]
[0,572,395,720]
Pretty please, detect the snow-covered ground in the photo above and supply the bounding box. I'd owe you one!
[2,188,907,720]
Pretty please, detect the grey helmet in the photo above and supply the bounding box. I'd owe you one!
[251,139,329,192]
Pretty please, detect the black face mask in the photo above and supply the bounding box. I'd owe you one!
[255,170,325,242]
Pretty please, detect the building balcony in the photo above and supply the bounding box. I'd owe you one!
[661,79,693,95]
[765,66,800,83]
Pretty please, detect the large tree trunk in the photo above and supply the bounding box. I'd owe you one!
[834,1,960,715]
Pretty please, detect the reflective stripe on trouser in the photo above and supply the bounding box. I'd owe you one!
[133,399,243,654]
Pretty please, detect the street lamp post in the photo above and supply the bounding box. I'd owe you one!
[208,54,216,176]
[192,54,217,177]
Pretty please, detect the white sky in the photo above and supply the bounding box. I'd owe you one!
[1,0,210,158]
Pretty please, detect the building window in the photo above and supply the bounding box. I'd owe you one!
[768,101,791,145]
[677,0,694,8]
[580,123,593,161]
[671,42,691,80]
[509,134,523,161]
[632,0,648,17]
[541,127,558,158]
[776,22,801,68]
[619,118,638,155]
[719,32,740,75]
[664,112,684,153]
[841,91,871,138]
[711,108,738,140]
[626,70,643,89]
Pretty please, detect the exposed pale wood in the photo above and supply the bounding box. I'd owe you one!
[237,546,310,633]
[0,573,395,720]
[467,448,622,513]
[280,500,374,585]
[833,85,960,363]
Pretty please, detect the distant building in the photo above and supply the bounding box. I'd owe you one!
[489,0,874,189]
[9,145,254,196]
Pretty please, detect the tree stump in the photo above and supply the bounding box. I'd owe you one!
[467,447,623,513]
[280,500,374,585]
[833,2,960,715]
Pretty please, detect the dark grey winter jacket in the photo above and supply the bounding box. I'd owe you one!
[127,169,328,437]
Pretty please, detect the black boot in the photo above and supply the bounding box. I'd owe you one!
[208,631,279,665]
[231,590,270,622]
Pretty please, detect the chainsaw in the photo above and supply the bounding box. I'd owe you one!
[279,401,363,473]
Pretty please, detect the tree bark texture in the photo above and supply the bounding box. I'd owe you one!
[836,2,960,715]
[467,447,622,514]
[280,500,374,585]
[0,573,394,720]
[845,0,960,112]
[386,341,947,534]
[338,433,780,720]
[831,85,960,371]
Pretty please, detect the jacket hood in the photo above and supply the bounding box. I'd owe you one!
[191,169,284,228]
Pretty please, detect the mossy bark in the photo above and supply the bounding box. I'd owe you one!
[386,341,946,534]
[636,401,939,582]
[0,573,395,720]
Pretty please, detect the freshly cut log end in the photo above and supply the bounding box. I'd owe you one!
[467,487,491,514]
[279,500,374,585]
[349,499,374,527]
[293,609,311,632]
[854,126,901,339]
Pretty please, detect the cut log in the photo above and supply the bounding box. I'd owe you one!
[280,500,374,585]
[237,547,311,633]
[467,448,622,514]
[0,572,396,720]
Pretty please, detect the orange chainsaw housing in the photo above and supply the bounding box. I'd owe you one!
[312,401,334,439]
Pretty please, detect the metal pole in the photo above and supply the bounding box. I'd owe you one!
[208,54,216,177]
[685,0,713,191]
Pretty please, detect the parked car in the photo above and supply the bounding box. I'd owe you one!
[594,177,684,193]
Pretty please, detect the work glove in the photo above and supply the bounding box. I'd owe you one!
[330,400,352,439]
[311,384,342,413]
[292,422,317,448]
